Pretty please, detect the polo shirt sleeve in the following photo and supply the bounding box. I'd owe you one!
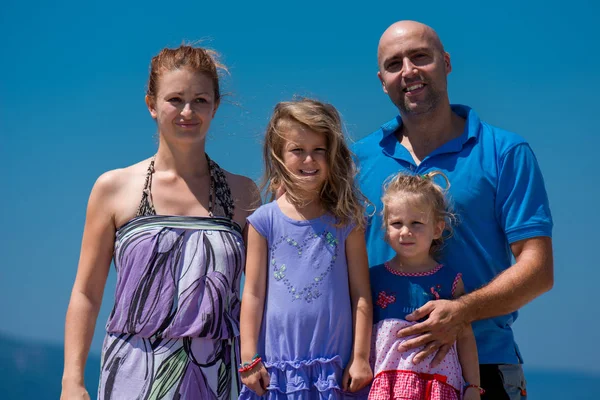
[495,143,553,244]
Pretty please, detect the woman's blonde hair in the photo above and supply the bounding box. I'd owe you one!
[382,171,455,255]
[262,98,366,229]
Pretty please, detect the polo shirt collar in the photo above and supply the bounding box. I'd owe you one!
[379,105,481,161]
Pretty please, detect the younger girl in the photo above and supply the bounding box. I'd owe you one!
[369,172,483,400]
[239,98,373,399]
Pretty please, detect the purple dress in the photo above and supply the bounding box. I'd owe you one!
[239,201,367,400]
[98,157,244,399]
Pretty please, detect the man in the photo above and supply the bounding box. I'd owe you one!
[353,21,553,399]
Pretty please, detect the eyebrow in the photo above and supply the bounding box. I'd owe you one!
[407,47,432,55]
[383,47,432,62]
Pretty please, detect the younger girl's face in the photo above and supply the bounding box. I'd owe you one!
[385,193,444,260]
[281,124,329,192]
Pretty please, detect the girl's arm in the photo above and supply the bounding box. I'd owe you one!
[454,277,482,400]
[61,173,118,400]
[341,227,374,392]
[239,224,270,396]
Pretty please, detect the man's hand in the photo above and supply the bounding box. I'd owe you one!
[397,299,469,366]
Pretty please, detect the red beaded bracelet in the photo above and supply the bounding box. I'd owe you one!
[238,355,262,373]
[464,383,485,395]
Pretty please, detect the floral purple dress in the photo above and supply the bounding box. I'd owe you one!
[98,156,244,399]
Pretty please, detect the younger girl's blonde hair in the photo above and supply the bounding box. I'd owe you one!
[382,171,455,255]
[262,98,366,229]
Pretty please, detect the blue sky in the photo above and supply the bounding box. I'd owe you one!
[1,0,599,376]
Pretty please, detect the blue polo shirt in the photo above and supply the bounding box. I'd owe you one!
[352,105,553,364]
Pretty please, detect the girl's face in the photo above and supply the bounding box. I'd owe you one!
[281,124,329,193]
[385,193,444,260]
[146,68,219,146]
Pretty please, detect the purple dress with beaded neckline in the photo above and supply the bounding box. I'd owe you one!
[239,201,368,400]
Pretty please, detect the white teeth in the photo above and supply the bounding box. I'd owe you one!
[301,170,317,174]
[407,84,424,91]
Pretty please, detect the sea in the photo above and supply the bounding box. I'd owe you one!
[1,333,597,399]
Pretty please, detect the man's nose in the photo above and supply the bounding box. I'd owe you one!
[401,58,418,78]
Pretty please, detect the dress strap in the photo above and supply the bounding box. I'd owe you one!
[135,154,234,219]
[136,156,157,217]
[207,154,235,219]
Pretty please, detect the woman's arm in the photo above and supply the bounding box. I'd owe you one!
[341,227,373,392]
[454,278,481,400]
[61,172,119,399]
[239,224,270,395]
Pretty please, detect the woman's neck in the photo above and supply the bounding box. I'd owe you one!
[155,138,209,178]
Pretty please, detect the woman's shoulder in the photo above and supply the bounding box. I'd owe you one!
[92,158,153,227]
[93,159,150,194]
[223,170,258,195]
[222,169,261,216]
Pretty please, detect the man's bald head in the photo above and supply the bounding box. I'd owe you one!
[377,21,445,68]
[376,20,452,116]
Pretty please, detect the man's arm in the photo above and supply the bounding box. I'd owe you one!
[397,236,553,365]
[460,236,553,321]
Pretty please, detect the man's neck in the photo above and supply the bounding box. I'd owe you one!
[397,104,465,164]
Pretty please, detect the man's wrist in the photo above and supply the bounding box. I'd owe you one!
[456,294,477,324]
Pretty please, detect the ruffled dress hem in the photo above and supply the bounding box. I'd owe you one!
[239,356,366,399]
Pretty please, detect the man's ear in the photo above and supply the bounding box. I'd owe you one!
[378,71,388,94]
[444,52,452,74]
[145,95,157,119]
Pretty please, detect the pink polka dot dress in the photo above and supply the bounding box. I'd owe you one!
[368,263,464,400]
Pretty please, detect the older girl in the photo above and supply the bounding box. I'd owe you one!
[239,98,373,399]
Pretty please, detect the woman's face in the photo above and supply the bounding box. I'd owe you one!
[146,68,219,146]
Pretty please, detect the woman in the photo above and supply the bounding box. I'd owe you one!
[61,45,259,400]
